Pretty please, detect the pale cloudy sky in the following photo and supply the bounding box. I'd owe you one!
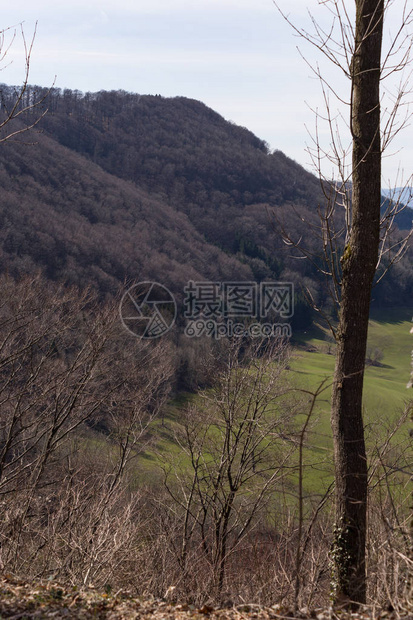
[1,0,412,187]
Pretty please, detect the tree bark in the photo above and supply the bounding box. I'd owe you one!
[330,0,384,607]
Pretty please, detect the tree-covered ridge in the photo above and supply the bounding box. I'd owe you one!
[0,131,252,297]
[47,92,312,202]
[0,84,411,310]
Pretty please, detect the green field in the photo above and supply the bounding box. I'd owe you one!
[136,308,413,497]
[289,307,413,494]
[292,307,412,418]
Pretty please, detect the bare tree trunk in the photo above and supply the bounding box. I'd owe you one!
[331,0,384,607]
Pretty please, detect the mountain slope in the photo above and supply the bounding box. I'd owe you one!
[0,85,411,310]
[0,129,252,296]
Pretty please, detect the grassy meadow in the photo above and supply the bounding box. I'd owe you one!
[135,308,413,499]
[290,307,413,494]
[292,307,412,421]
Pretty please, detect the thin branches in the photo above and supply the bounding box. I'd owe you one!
[0,22,53,143]
[274,0,413,317]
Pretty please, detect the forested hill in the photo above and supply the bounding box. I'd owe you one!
[0,86,412,312]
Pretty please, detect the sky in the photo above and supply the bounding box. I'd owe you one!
[1,0,412,188]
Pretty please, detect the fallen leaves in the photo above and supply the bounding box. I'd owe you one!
[0,574,411,620]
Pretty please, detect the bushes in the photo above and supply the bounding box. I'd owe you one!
[0,273,412,608]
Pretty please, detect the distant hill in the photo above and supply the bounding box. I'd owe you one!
[381,187,413,231]
[0,129,253,298]
[0,85,411,313]
[382,186,413,208]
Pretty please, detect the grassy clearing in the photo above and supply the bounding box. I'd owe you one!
[289,307,413,494]
[292,307,412,419]
[136,308,413,496]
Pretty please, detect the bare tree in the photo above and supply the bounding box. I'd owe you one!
[0,275,113,502]
[276,0,413,607]
[0,22,50,142]
[0,273,174,580]
[161,338,299,602]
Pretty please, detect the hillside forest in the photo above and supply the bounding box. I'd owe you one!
[0,85,413,609]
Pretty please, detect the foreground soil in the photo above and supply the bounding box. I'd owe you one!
[0,574,409,620]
